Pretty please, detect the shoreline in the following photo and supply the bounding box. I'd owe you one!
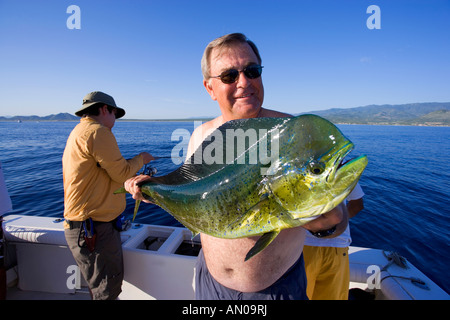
[0,119,448,127]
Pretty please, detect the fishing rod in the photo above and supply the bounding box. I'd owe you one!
[140,156,184,176]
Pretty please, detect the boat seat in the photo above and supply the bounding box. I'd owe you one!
[3,215,129,246]
[4,225,68,246]
[3,215,68,246]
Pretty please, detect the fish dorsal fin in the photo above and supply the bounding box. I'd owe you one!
[151,117,291,185]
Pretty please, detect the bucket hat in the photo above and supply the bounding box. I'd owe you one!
[75,91,125,119]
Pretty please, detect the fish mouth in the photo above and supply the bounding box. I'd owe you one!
[326,142,354,182]
[325,140,368,183]
[333,146,368,183]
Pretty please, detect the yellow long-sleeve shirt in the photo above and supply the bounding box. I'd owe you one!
[62,117,143,226]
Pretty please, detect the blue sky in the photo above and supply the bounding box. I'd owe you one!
[0,0,449,119]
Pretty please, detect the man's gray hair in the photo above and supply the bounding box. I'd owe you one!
[201,33,262,80]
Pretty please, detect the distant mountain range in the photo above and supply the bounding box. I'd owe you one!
[1,102,449,126]
[0,113,79,122]
[300,102,450,126]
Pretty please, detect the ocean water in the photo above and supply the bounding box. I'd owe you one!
[1,120,449,294]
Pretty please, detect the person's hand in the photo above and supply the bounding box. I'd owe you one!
[303,202,345,233]
[124,175,153,202]
[140,152,155,164]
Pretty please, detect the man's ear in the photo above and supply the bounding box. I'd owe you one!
[203,79,217,101]
[99,104,108,115]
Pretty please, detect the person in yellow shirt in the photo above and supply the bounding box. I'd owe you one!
[63,91,153,300]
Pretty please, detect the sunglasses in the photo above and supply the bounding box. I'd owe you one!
[211,64,263,84]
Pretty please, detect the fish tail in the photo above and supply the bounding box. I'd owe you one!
[114,187,127,194]
[113,187,142,221]
[132,199,141,222]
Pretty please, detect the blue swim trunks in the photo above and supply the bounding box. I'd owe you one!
[195,249,308,300]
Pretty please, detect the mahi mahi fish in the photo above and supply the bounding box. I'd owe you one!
[116,114,368,261]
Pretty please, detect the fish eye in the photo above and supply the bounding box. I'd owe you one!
[309,161,325,175]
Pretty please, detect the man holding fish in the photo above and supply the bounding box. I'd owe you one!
[125,33,356,299]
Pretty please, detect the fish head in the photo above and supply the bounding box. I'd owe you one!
[266,115,368,220]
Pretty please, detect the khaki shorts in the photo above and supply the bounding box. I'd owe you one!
[65,220,123,300]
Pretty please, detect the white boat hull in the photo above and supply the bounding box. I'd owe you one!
[2,215,448,300]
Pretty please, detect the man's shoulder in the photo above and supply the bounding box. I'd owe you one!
[260,108,292,118]
[187,116,223,157]
[73,119,112,143]
[192,116,223,138]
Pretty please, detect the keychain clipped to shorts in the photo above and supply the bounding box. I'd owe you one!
[79,218,97,252]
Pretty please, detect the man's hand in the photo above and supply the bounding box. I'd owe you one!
[140,152,155,164]
[124,175,153,202]
[303,202,348,238]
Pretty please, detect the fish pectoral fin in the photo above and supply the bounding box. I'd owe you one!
[242,193,272,217]
[245,230,280,261]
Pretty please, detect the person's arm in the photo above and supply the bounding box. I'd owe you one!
[91,127,153,182]
[347,198,364,218]
[303,202,348,238]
